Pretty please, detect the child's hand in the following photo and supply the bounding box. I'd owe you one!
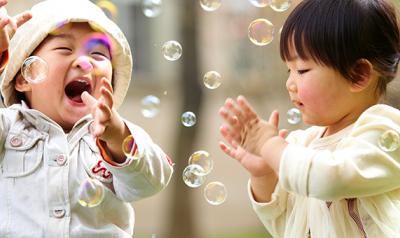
[219,140,275,177]
[219,95,280,156]
[0,0,32,53]
[81,77,123,139]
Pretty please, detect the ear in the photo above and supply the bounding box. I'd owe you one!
[15,73,32,93]
[349,59,374,92]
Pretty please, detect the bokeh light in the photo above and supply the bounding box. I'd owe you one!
[142,0,162,18]
[141,95,160,118]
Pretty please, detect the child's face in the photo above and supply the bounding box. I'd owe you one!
[285,52,359,127]
[16,22,113,131]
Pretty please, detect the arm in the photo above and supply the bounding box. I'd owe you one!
[82,78,173,202]
[277,105,400,200]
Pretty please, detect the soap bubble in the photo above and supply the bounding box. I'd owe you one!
[188,150,213,175]
[378,129,400,152]
[142,0,162,18]
[78,178,105,208]
[204,181,227,205]
[203,71,222,89]
[248,18,274,46]
[287,108,301,125]
[248,0,271,8]
[141,95,160,118]
[182,164,207,188]
[199,0,222,11]
[21,56,48,84]
[270,0,291,12]
[162,40,182,61]
[181,111,197,127]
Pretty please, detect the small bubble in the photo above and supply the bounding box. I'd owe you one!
[378,129,400,152]
[182,164,207,188]
[142,0,162,18]
[248,0,271,8]
[181,111,197,127]
[96,0,118,21]
[122,135,142,160]
[248,18,274,46]
[270,0,291,12]
[78,178,105,208]
[21,56,48,84]
[141,95,160,118]
[162,40,182,61]
[204,181,227,205]
[199,0,222,11]
[203,71,222,89]
[287,108,301,125]
[188,150,213,175]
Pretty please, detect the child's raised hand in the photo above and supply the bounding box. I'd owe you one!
[0,0,32,53]
[81,77,123,139]
[219,140,275,177]
[219,95,280,156]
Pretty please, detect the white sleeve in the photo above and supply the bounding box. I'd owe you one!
[280,105,400,200]
[101,120,174,202]
[249,179,289,237]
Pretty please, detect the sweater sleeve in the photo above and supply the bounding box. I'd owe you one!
[280,104,400,200]
[100,119,174,202]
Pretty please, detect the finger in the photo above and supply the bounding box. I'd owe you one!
[237,95,258,121]
[219,125,241,145]
[100,77,113,94]
[100,86,113,108]
[224,98,245,122]
[14,11,32,28]
[219,107,239,128]
[219,141,238,160]
[0,0,8,10]
[81,91,97,108]
[268,110,279,128]
[279,129,288,138]
[90,122,105,137]
[96,100,112,124]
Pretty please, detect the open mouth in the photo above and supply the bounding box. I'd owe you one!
[65,80,92,103]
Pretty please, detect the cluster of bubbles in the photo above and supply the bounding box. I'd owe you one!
[182,150,227,205]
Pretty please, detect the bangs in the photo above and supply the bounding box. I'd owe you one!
[279,0,364,76]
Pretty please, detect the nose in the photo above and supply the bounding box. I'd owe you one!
[72,55,93,73]
[286,74,297,93]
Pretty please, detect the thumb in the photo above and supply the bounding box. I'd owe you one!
[81,91,97,108]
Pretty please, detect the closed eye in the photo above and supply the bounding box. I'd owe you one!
[297,69,309,75]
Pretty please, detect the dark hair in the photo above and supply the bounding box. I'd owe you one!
[280,0,400,95]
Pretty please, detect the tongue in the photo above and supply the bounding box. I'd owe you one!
[71,95,83,103]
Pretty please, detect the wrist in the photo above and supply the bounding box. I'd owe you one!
[260,136,288,174]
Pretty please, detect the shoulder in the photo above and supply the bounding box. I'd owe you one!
[353,104,400,130]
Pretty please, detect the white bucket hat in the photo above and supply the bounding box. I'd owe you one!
[0,0,132,109]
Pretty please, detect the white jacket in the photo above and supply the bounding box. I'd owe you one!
[250,104,400,238]
[0,102,173,238]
